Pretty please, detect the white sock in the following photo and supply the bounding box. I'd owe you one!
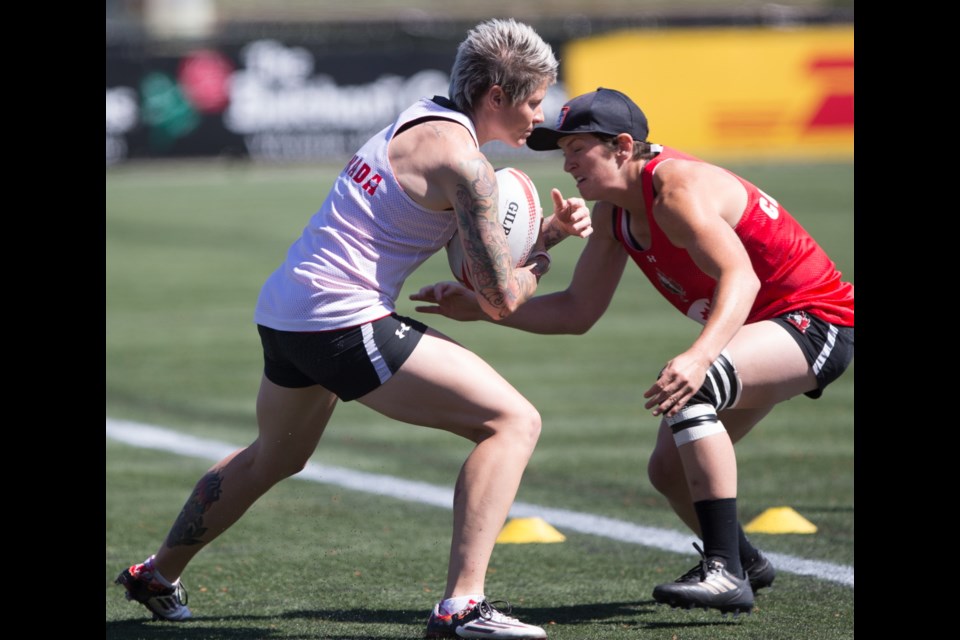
[439,594,484,615]
[144,555,177,588]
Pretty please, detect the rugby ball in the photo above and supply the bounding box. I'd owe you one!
[446,167,541,290]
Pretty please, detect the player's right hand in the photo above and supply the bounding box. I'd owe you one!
[410,281,486,321]
[551,188,592,238]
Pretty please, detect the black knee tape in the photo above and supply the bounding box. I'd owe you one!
[666,404,726,445]
[689,350,741,411]
[666,351,741,446]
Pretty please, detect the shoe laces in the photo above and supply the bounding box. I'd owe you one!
[679,543,733,581]
[674,542,711,582]
[171,581,189,606]
[694,542,734,577]
[477,599,518,623]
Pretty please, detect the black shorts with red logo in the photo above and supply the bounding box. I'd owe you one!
[770,310,854,399]
[258,313,428,401]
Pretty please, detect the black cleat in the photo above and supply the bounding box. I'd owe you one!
[653,544,754,616]
[743,551,776,592]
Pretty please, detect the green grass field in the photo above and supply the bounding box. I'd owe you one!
[106,157,854,639]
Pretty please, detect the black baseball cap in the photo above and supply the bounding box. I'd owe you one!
[526,87,649,151]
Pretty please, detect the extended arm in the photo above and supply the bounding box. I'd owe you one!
[412,202,626,334]
[642,161,760,417]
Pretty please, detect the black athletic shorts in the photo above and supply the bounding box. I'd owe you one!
[258,313,428,401]
[770,310,854,399]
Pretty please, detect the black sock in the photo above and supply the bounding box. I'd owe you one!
[738,525,760,567]
[694,498,743,577]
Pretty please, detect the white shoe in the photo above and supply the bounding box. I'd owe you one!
[424,598,546,639]
[115,556,192,621]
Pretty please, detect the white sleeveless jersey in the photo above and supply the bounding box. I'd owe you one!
[254,98,475,331]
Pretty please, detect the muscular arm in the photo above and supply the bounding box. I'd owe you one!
[412,202,626,334]
[391,118,538,321]
[450,154,539,319]
[643,160,759,416]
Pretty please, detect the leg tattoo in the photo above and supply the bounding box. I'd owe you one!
[165,470,224,547]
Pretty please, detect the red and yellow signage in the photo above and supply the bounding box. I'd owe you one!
[563,26,854,161]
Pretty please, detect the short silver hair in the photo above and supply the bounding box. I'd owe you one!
[449,19,558,113]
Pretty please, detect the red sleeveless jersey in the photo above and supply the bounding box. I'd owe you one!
[612,147,854,326]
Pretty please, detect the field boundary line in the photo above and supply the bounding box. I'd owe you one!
[106,417,853,588]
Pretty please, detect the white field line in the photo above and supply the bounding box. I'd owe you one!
[106,418,853,588]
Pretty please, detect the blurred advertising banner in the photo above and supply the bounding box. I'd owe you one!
[562,26,853,161]
[106,38,566,165]
[107,40,454,165]
[106,25,852,165]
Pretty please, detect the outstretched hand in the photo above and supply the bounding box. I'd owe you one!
[410,281,487,322]
[550,188,592,238]
[642,351,710,418]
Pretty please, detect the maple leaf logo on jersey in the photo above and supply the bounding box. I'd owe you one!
[698,301,711,323]
[685,299,712,325]
[785,311,811,333]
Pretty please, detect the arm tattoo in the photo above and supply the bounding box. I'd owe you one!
[540,223,569,250]
[164,470,224,548]
[454,161,521,317]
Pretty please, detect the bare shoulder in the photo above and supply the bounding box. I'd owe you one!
[390,118,488,210]
[392,118,479,171]
[652,158,747,227]
[653,158,740,191]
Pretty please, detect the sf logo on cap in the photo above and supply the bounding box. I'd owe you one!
[555,106,570,128]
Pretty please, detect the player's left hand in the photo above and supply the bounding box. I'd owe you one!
[410,281,486,321]
[551,188,592,238]
[642,351,710,417]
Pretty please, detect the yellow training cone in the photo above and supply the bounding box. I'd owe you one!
[744,506,818,534]
[496,517,566,544]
